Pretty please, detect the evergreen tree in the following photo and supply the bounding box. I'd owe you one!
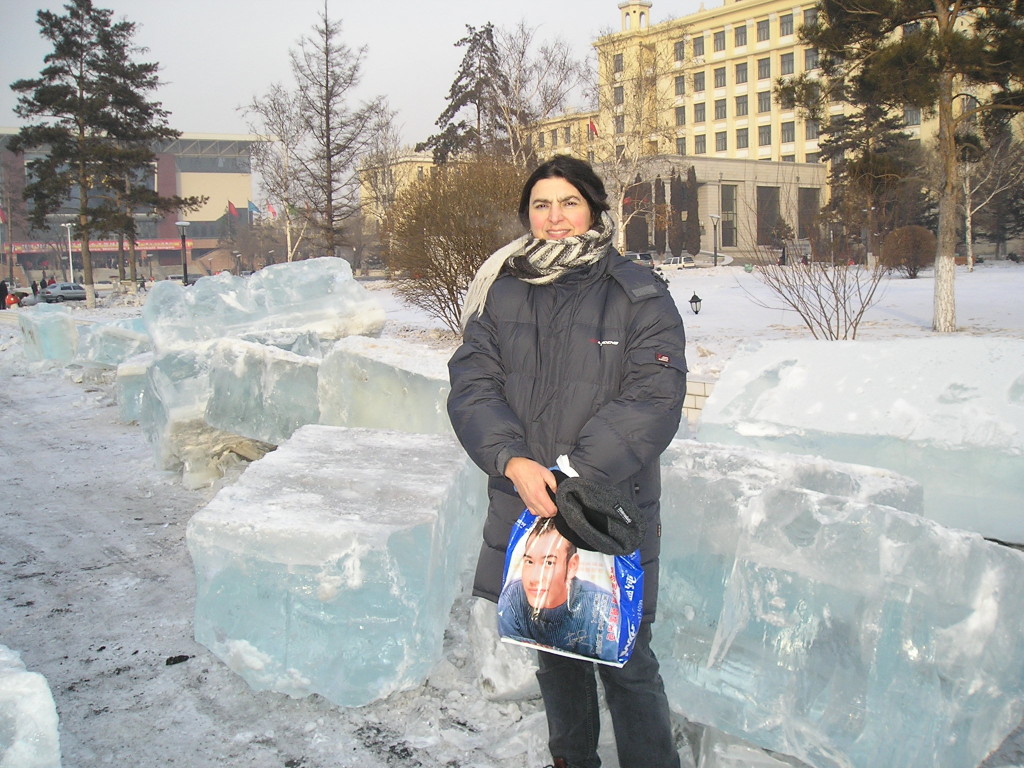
[684,166,701,256]
[791,0,1024,331]
[417,24,509,164]
[668,169,685,258]
[653,175,666,256]
[9,0,200,303]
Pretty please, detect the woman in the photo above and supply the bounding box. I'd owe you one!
[447,155,688,768]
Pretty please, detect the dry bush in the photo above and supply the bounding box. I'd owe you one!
[881,225,937,279]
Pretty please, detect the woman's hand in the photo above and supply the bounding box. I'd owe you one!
[504,457,558,518]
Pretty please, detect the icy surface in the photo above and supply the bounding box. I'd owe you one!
[0,645,61,768]
[318,335,452,435]
[698,338,1024,541]
[74,316,151,368]
[114,353,152,423]
[204,338,321,445]
[142,257,385,351]
[17,305,81,363]
[186,424,486,707]
[656,440,1024,768]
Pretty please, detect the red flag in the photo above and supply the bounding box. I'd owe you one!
[267,202,278,219]
[588,119,599,137]
[0,205,6,224]
[228,201,239,217]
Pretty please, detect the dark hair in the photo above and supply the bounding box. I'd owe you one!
[517,155,610,229]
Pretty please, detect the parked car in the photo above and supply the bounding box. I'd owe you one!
[41,282,87,302]
[662,255,696,269]
[625,251,655,267]
[11,287,39,307]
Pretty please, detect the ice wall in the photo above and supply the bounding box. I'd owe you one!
[204,338,321,445]
[74,317,151,368]
[656,440,1024,768]
[17,305,81,363]
[0,644,61,768]
[318,335,452,435]
[698,338,1024,542]
[186,424,486,707]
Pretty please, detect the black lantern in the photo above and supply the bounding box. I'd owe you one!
[689,292,702,315]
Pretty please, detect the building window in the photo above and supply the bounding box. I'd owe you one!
[781,52,794,75]
[716,131,728,151]
[758,57,771,80]
[714,30,726,51]
[736,127,749,148]
[614,114,625,134]
[757,90,772,113]
[721,184,737,246]
[538,132,545,148]
[805,119,819,139]
[614,85,624,105]
[675,75,686,96]
[780,13,794,36]
[904,106,922,126]
[674,40,685,61]
[805,47,819,70]
[782,154,796,162]
[551,129,558,146]
[735,25,747,46]
[613,53,623,73]
[715,98,727,120]
[693,71,705,92]
[803,8,818,28]
[675,106,686,126]
[694,102,706,122]
[757,19,770,41]
[615,144,625,159]
[564,126,571,143]
[781,121,795,142]
[805,151,821,163]
[695,135,707,154]
[676,137,687,155]
[758,124,772,145]
[714,67,726,88]
[735,94,748,116]
[735,62,748,84]
[693,36,705,57]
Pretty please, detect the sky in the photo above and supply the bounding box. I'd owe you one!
[0,0,713,148]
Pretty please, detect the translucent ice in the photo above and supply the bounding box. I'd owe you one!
[318,336,452,435]
[142,257,385,351]
[75,316,151,369]
[17,304,80,362]
[186,424,485,707]
[656,439,1024,768]
[204,338,321,445]
[698,338,1024,542]
[0,644,61,768]
[115,353,153,423]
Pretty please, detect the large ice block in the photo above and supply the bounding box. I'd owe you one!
[697,338,1024,542]
[318,336,452,435]
[656,440,1024,768]
[186,424,486,707]
[17,304,82,362]
[142,258,385,351]
[0,645,61,768]
[115,353,153,423]
[74,316,151,368]
[204,338,321,445]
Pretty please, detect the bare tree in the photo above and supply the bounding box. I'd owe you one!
[956,133,1024,271]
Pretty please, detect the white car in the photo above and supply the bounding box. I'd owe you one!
[663,256,696,269]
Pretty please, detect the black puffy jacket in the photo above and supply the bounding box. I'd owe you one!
[447,248,688,621]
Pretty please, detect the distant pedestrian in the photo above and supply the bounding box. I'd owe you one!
[47,277,56,286]
[0,280,8,310]
[31,280,39,295]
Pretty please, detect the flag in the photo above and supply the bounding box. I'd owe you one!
[228,201,239,217]
[248,201,260,216]
[0,205,6,224]
[588,119,599,137]
[266,202,278,219]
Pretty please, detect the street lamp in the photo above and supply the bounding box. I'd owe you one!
[689,292,702,315]
[175,220,190,285]
[709,213,721,267]
[60,222,74,282]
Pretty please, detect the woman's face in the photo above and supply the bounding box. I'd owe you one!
[528,177,593,240]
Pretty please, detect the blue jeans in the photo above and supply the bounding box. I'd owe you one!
[536,623,680,768]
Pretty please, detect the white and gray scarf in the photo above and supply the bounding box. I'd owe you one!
[460,211,616,331]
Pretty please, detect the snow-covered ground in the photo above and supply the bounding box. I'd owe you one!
[1,262,1023,768]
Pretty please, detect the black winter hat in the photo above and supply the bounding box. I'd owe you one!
[549,472,645,556]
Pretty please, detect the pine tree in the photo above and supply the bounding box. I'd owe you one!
[684,166,701,256]
[9,0,199,303]
[668,170,685,259]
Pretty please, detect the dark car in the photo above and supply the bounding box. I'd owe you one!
[41,282,87,302]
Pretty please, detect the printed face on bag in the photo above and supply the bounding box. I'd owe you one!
[528,177,593,240]
[521,525,579,610]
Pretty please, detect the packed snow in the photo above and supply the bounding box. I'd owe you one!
[2,260,1024,768]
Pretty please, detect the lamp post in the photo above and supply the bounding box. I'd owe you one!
[689,292,702,315]
[60,222,74,282]
[175,221,190,285]
[709,213,721,267]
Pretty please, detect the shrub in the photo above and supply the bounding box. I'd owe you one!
[881,225,936,278]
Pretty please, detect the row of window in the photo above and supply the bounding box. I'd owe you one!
[673,134,821,162]
[672,48,819,97]
[537,125,576,148]
[672,8,817,61]
[673,95,822,128]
